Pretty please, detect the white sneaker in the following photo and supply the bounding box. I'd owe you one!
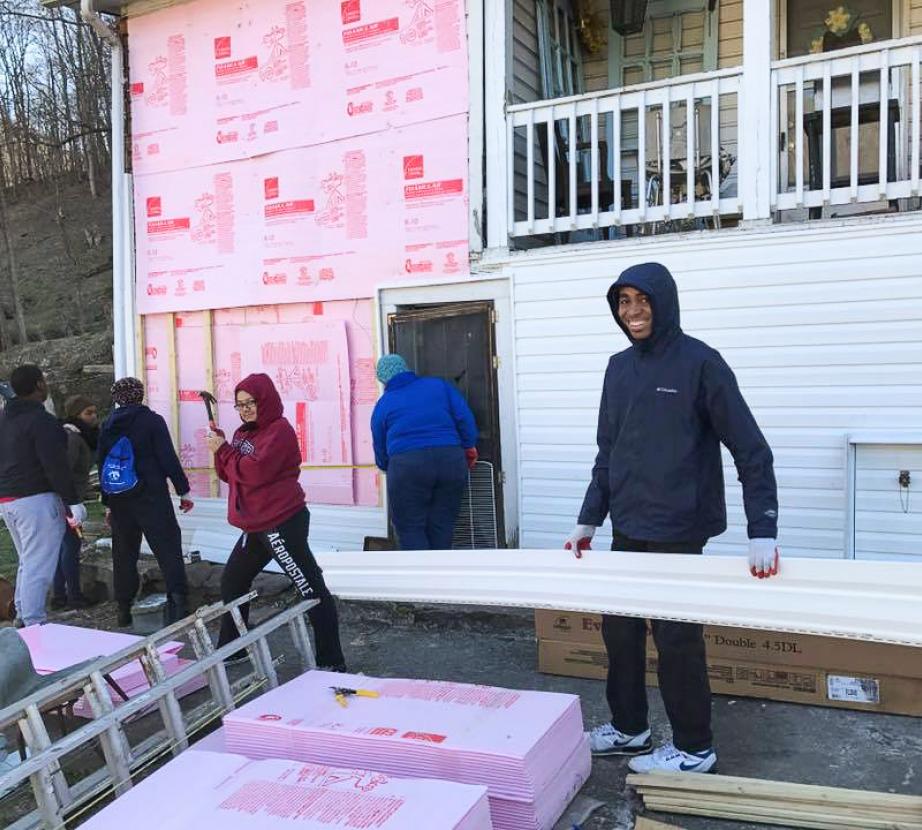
[587,723,652,756]
[627,742,717,774]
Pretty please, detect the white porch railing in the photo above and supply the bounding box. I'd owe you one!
[771,37,922,211]
[506,68,743,238]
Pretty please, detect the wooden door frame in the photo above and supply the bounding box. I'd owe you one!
[387,300,506,546]
[377,279,520,547]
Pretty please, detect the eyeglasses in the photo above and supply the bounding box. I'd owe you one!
[234,400,257,411]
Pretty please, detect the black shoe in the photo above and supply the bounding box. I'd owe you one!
[50,597,68,611]
[318,663,348,673]
[116,603,133,627]
[164,593,190,625]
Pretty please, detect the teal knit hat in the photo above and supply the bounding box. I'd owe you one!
[376,354,409,385]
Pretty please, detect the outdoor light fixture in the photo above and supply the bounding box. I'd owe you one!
[609,0,648,35]
[610,0,717,35]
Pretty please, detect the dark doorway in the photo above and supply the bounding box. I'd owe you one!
[387,301,505,547]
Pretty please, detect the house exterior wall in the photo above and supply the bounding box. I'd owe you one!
[504,216,922,560]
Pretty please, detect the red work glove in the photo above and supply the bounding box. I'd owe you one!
[748,538,780,579]
[564,525,596,559]
[179,497,195,514]
[464,447,478,470]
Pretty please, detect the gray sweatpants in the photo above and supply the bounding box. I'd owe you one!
[0,493,66,626]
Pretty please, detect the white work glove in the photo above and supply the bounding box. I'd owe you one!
[748,538,780,579]
[67,503,88,527]
[564,524,597,559]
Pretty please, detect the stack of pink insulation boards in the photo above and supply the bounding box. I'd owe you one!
[80,750,493,830]
[221,670,591,830]
[19,623,205,716]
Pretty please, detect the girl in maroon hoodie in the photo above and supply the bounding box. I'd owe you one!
[206,373,345,669]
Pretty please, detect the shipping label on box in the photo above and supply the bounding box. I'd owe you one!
[827,675,881,705]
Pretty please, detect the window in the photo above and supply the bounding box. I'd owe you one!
[784,0,894,59]
[609,0,717,88]
[536,0,585,98]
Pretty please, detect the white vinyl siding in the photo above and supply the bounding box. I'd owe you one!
[854,444,922,561]
[510,218,922,561]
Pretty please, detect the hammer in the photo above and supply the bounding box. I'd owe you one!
[198,390,218,431]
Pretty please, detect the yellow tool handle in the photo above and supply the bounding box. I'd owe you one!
[354,689,380,699]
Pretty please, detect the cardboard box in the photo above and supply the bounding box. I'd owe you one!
[537,638,922,717]
[533,610,922,679]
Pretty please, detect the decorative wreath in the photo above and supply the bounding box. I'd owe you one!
[809,5,874,54]
[574,0,607,55]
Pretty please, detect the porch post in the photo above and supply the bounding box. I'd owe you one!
[739,0,775,223]
[484,0,511,249]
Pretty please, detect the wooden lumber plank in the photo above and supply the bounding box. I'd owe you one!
[628,772,922,812]
[634,818,687,830]
[641,793,922,828]
[642,799,922,830]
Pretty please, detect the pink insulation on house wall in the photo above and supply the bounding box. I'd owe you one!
[143,300,378,506]
[129,0,470,507]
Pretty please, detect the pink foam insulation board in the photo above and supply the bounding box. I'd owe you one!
[142,314,173,403]
[18,624,205,718]
[134,160,261,314]
[222,670,591,830]
[144,301,379,507]
[135,115,470,314]
[130,0,471,508]
[80,750,493,830]
[128,0,468,175]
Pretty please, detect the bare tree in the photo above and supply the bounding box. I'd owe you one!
[0,0,112,195]
[0,160,28,344]
[0,1,114,346]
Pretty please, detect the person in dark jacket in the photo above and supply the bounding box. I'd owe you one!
[51,395,99,609]
[0,365,85,626]
[97,378,193,627]
[564,262,779,775]
[370,354,479,550]
[207,373,345,670]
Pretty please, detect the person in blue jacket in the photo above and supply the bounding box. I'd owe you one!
[564,262,780,775]
[371,354,478,550]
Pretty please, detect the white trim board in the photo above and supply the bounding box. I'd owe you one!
[314,549,922,646]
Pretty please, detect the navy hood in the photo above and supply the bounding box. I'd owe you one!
[607,262,681,351]
[104,403,142,434]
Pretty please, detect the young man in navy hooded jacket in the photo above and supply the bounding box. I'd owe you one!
[564,262,779,775]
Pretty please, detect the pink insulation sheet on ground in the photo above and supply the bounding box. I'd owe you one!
[193,727,590,830]
[81,750,493,830]
[143,300,379,507]
[128,0,468,175]
[19,624,183,676]
[222,670,590,829]
[18,624,205,718]
[135,114,470,314]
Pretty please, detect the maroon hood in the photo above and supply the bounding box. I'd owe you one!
[235,373,284,429]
